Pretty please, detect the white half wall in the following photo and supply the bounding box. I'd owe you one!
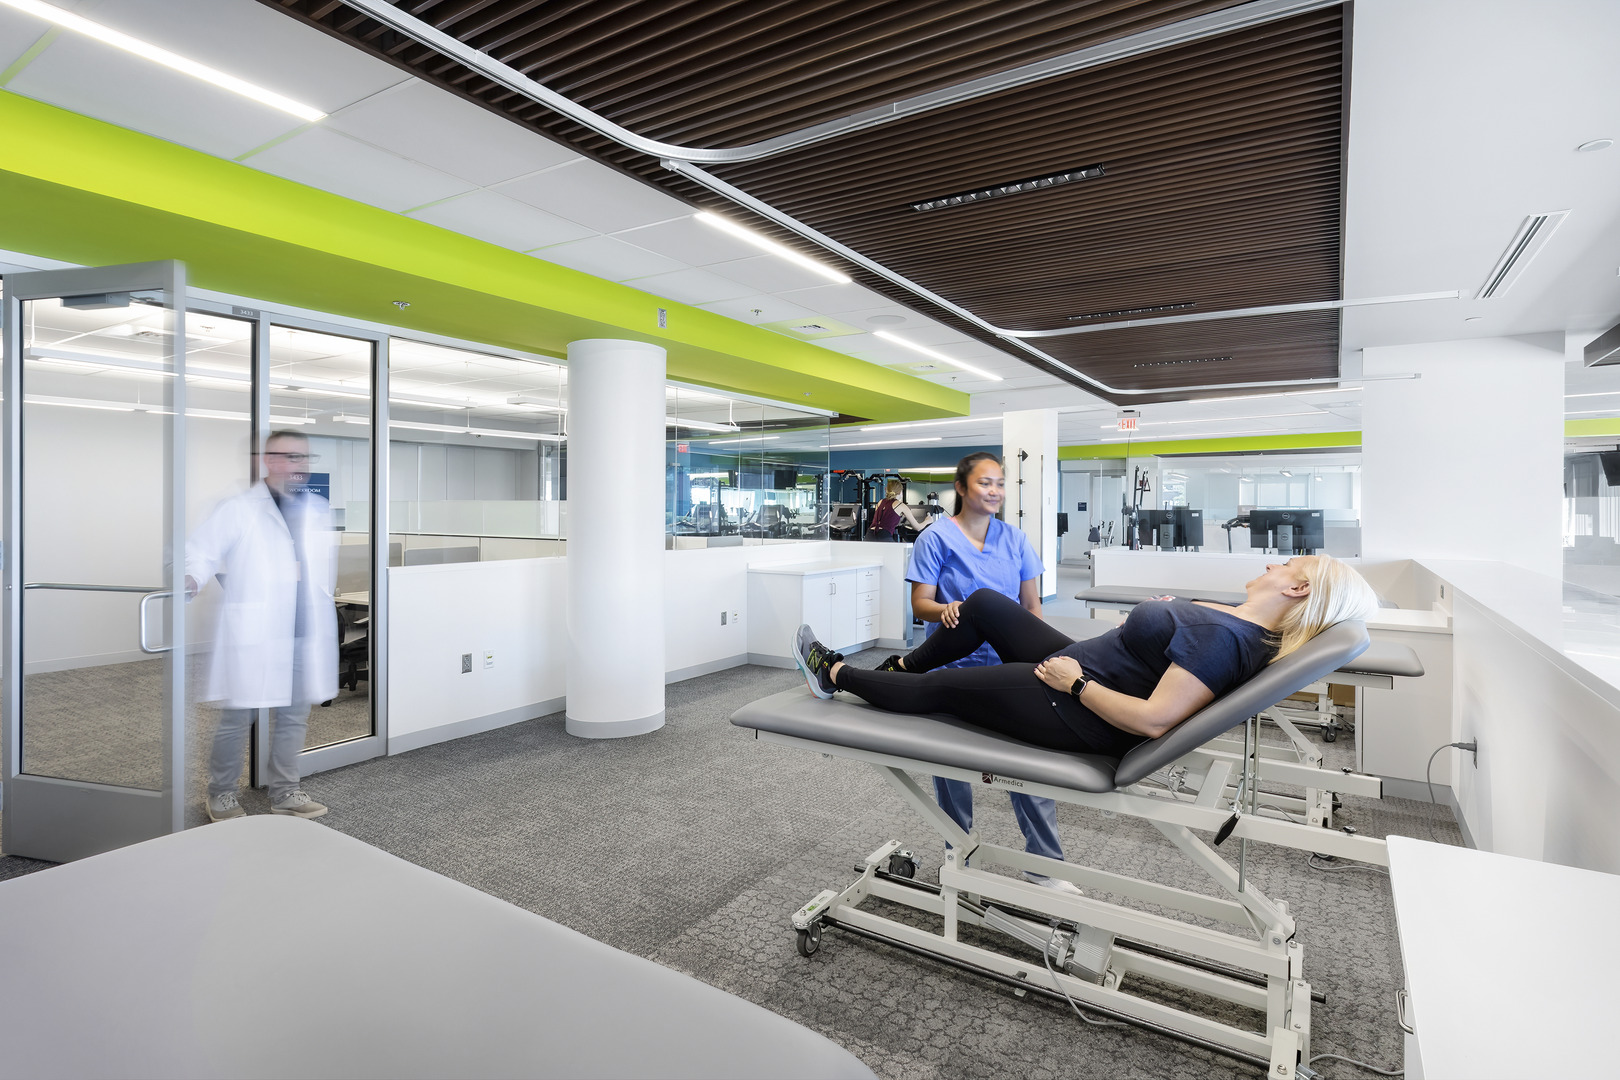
[1361,336,1564,578]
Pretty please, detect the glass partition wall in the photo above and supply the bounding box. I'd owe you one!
[386,339,567,562]
[666,386,831,548]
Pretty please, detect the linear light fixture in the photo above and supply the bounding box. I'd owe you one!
[832,437,944,448]
[707,435,781,444]
[1476,211,1570,299]
[1132,356,1232,369]
[858,416,990,433]
[1096,410,1322,430]
[908,165,1105,212]
[667,415,739,433]
[389,419,563,441]
[507,394,566,413]
[873,331,1003,382]
[0,0,327,122]
[694,212,850,284]
[1566,391,1620,399]
[1068,302,1195,321]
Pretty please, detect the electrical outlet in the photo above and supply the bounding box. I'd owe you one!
[720,611,727,626]
[460,653,472,674]
[483,651,494,669]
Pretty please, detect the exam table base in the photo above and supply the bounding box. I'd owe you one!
[770,737,1390,1080]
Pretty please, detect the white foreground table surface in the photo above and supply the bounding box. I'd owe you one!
[1387,836,1620,1080]
[0,816,873,1080]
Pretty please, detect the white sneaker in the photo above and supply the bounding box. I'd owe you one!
[1025,871,1084,897]
[206,790,246,822]
[270,790,328,819]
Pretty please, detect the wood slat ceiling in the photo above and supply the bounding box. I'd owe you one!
[265,0,1348,404]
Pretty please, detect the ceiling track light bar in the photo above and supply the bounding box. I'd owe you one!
[1000,291,1462,338]
[340,0,1341,165]
[1069,302,1196,321]
[909,166,1105,212]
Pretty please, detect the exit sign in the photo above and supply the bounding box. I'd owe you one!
[1117,417,1138,432]
[676,443,689,453]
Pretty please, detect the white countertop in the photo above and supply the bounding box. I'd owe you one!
[1365,607,1451,634]
[749,560,883,576]
[1387,835,1620,1080]
[1421,558,1620,710]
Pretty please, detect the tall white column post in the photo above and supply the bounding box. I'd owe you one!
[1002,408,1060,599]
[565,338,666,738]
[1360,336,1564,579]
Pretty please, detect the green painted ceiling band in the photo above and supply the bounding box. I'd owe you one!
[1059,431,1364,459]
[1566,418,1620,437]
[0,89,966,423]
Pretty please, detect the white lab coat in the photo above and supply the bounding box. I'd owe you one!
[186,481,339,708]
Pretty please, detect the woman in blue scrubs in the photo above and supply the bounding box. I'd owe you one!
[899,451,1075,894]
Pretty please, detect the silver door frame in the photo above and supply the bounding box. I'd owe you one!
[1,260,186,861]
[252,308,389,775]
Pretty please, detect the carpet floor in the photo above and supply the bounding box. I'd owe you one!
[0,649,1453,1079]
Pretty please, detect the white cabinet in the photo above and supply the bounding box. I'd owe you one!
[748,561,883,666]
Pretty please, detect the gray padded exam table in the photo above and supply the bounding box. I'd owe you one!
[732,620,1417,1080]
[0,816,873,1080]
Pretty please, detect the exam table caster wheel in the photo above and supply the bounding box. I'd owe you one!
[888,853,917,879]
[795,924,822,957]
[1322,728,1338,743]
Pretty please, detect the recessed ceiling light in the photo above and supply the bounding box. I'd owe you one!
[694,212,850,284]
[873,331,1003,382]
[0,0,327,122]
[866,314,907,326]
[1577,139,1615,152]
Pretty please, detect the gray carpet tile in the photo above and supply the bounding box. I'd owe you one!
[0,647,1443,1079]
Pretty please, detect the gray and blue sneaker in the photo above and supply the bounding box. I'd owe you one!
[792,625,841,699]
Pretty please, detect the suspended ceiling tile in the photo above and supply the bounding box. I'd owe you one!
[244,126,474,213]
[409,190,594,252]
[703,254,839,295]
[776,282,897,316]
[614,215,761,265]
[0,6,48,70]
[835,306,935,332]
[327,79,580,187]
[622,268,757,306]
[495,159,691,234]
[696,294,823,325]
[75,0,404,113]
[7,33,304,159]
[530,235,686,282]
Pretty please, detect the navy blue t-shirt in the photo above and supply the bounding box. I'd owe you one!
[1048,599,1276,756]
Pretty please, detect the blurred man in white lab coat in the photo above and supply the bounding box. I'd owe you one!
[187,430,338,821]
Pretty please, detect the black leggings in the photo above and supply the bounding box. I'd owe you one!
[833,589,1103,753]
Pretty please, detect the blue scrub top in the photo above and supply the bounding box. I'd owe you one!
[906,516,1044,667]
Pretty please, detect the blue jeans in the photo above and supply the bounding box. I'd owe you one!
[934,776,1064,861]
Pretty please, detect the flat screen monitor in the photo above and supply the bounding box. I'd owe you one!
[1600,452,1620,487]
[1137,508,1204,548]
[739,466,799,490]
[1248,509,1324,553]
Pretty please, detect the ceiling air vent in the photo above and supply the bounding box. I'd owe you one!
[788,323,832,334]
[1476,211,1569,299]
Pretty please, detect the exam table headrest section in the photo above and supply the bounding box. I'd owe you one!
[730,689,1123,793]
[1112,619,1371,787]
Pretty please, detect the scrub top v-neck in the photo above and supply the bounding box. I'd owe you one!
[906,515,1044,668]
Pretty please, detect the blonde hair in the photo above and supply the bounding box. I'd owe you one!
[1270,554,1381,661]
[885,479,902,499]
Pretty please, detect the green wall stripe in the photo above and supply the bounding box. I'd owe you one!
[1060,431,1363,459]
[0,89,966,424]
[1566,418,1620,437]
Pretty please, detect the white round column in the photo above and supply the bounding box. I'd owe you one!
[565,338,667,738]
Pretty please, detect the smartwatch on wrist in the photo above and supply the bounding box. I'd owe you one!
[1069,674,1093,702]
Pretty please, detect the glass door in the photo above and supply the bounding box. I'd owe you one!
[1,262,187,862]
